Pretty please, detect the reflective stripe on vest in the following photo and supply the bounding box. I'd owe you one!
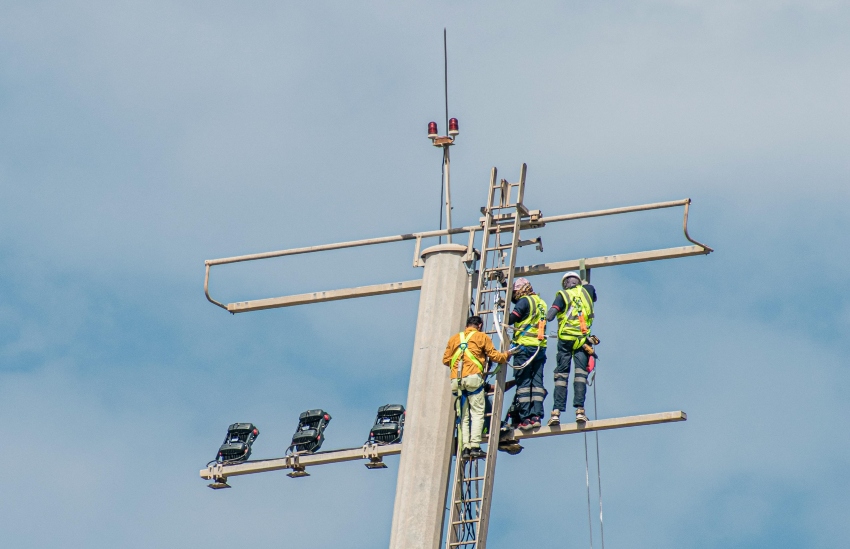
[556,286,594,340]
[513,294,548,347]
[450,332,485,375]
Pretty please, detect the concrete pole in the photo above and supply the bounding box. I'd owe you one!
[389,243,470,549]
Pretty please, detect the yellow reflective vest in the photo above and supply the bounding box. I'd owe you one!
[556,286,594,341]
[512,294,547,347]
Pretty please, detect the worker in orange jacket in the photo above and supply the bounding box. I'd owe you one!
[442,316,512,460]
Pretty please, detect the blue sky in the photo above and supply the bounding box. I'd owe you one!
[1,1,848,548]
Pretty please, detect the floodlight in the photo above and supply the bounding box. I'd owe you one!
[289,409,332,454]
[367,404,405,445]
[216,423,259,464]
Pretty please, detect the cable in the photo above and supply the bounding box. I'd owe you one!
[439,151,445,244]
[583,431,594,549]
[592,380,606,549]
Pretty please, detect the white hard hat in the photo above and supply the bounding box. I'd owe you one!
[562,271,581,283]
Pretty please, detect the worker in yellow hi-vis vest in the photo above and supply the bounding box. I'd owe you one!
[442,316,512,460]
[546,271,598,425]
[506,277,548,430]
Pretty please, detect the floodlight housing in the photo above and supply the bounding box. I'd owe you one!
[289,409,332,454]
[367,404,406,445]
[216,423,260,463]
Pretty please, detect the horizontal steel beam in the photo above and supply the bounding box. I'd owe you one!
[514,245,709,277]
[223,245,708,312]
[199,410,685,482]
[201,443,402,480]
[502,410,686,442]
[205,199,692,267]
[227,279,423,313]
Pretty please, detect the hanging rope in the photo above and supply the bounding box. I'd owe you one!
[592,381,606,549]
[583,361,606,549]
[583,432,594,549]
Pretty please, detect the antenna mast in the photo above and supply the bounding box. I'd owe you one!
[429,29,458,243]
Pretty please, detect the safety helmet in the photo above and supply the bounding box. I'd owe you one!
[561,271,581,288]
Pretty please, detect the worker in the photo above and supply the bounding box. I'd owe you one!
[443,315,512,460]
[547,271,597,425]
[506,277,548,429]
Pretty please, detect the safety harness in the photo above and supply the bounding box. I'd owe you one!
[451,331,486,450]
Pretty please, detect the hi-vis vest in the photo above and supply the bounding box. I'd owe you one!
[513,294,547,348]
[450,332,485,376]
[556,286,594,341]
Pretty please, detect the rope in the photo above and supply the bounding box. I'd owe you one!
[592,374,606,549]
[583,432,594,549]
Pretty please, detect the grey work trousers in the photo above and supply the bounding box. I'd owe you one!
[552,338,589,410]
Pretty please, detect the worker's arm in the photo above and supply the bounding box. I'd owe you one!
[481,334,510,363]
[442,335,458,367]
[585,284,597,302]
[546,292,566,322]
[507,297,530,326]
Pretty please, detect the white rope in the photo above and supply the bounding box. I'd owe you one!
[592,380,606,549]
[583,431,594,549]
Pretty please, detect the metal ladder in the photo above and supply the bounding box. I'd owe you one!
[445,164,534,549]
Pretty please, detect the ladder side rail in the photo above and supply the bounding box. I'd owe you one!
[447,169,500,549]
[475,169,527,549]
[473,167,499,313]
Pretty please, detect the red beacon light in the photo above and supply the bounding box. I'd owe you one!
[448,118,459,137]
[427,121,438,139]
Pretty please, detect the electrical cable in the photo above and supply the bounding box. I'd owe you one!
[439,151,445,245]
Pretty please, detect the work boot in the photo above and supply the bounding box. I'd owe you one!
[498,438,524,455]
[530,416,541,428]
[518,418,533,430]
[547,409,561,426]
[461,448,471,460]
[468,447,486,460]
[575,408,587,423]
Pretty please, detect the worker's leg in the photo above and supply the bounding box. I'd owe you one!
[553,339,574,412]
[572,346,590,409]
[529,349,547,419]
[451,378,470,450]
[462,374,486,449]
[512,346,535,420]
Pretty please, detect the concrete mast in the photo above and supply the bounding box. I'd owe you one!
[388,243,470,549]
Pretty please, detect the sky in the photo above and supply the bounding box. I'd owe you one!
[1,1,848,548]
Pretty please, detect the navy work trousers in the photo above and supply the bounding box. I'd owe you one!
[553,338,589,410]
[512,345,547,420]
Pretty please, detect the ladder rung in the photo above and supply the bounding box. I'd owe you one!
[489,243,516,251]
[449,542,477,547]
[455,497,483,503]
[452,518,481,525]
[463,476,485,481]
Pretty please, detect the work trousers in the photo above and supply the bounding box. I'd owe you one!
[553,338,589,411]
[452,374,485,450]
[512,345,547,420]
